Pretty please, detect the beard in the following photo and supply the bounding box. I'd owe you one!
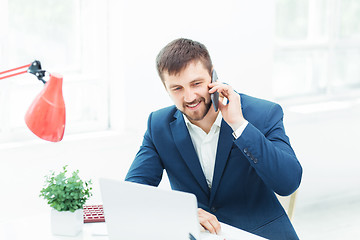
[180,97,212,122]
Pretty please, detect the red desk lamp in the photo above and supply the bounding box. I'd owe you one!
[0,60,65,142]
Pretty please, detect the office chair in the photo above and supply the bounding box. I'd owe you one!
[276,190,298,221]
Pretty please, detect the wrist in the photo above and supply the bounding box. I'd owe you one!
[232,120,248,139]
[230,117,246,132]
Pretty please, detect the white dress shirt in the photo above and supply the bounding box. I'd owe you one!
[184,112,248,189]
[184,112,222,189]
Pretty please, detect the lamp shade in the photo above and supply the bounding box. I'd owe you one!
[25,73,65,142]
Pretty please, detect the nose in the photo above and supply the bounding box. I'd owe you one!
[184,88,196,103]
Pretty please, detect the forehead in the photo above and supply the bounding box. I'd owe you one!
[163,61,210,86]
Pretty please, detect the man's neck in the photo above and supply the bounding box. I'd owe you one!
[189,108,219,134]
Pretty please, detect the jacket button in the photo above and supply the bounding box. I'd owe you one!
[243,148,248,154]
[253,158,258,163]
[210,207,217,213]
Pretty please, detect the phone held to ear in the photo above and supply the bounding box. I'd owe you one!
[211,70,219,112]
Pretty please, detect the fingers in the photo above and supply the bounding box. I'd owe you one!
[209,82,245,131]
[209,82,240,109]
[217,98,226,111]
[198,208,221,234]
[208,82,237,101]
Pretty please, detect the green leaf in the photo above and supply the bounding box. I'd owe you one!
[39,165,93,212]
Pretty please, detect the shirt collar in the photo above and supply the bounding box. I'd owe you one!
[183,111,222,129]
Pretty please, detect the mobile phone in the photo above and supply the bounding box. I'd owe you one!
[211,70,219,112]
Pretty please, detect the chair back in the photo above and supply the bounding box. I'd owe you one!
[276,190,298,221]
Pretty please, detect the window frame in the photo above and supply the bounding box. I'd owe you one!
[274,0,360,100]
[0,0,110,143]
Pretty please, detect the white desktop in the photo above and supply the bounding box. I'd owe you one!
[0,214,264,240]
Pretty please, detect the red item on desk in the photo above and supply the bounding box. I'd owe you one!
[83,205,105,223]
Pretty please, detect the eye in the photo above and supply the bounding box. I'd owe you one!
[172,86,182,91]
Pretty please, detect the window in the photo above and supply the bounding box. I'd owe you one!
[0,0,109,143]
[274,0,360,99]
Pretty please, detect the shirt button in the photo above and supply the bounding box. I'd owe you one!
[210,207,217,213]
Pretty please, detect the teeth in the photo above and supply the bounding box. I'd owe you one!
[188,102,199,108]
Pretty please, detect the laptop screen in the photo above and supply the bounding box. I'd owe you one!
[100,178,200,240]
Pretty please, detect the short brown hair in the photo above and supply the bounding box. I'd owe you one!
[156,38,213,82]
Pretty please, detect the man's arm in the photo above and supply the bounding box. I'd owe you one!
[234,103,302,196]
[125,112,164,186]
[209,82,302,196]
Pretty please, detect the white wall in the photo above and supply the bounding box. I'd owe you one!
[1,0,276,222]
[108,0,274,133]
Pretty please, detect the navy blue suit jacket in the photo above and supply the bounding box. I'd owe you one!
[125,94,302,240]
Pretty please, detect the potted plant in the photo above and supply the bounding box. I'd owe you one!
[40,165,92,236]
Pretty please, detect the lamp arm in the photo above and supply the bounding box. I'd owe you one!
[0,63,31,80]
[0,60,47,84]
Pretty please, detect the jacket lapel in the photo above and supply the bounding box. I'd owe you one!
[209,120,236,206]
[209,93,246,205]
[170,110,210,196]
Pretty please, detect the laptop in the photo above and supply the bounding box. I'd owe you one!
[99,178,201,240]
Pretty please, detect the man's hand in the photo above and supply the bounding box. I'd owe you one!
[198,208,221,234]
[209,82,246,131]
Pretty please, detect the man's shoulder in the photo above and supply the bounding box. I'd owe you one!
[150,105,178,122]
[239,94,284,128]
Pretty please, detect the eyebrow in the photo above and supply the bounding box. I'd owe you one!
[168,77,205,89]
[190,78,204,83]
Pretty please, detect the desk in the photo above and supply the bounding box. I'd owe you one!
[0,214,100,240]
[0,213,265,240]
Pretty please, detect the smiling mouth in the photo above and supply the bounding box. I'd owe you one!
[186,101,201,109]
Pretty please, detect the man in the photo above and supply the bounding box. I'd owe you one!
[125,38,302,240]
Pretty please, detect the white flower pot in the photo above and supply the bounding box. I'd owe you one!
[51,208,83,236]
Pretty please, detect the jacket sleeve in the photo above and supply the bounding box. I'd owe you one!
[234,103,302,196]
[125,112,164,186]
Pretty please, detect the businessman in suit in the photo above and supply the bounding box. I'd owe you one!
[125,38,302,240]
